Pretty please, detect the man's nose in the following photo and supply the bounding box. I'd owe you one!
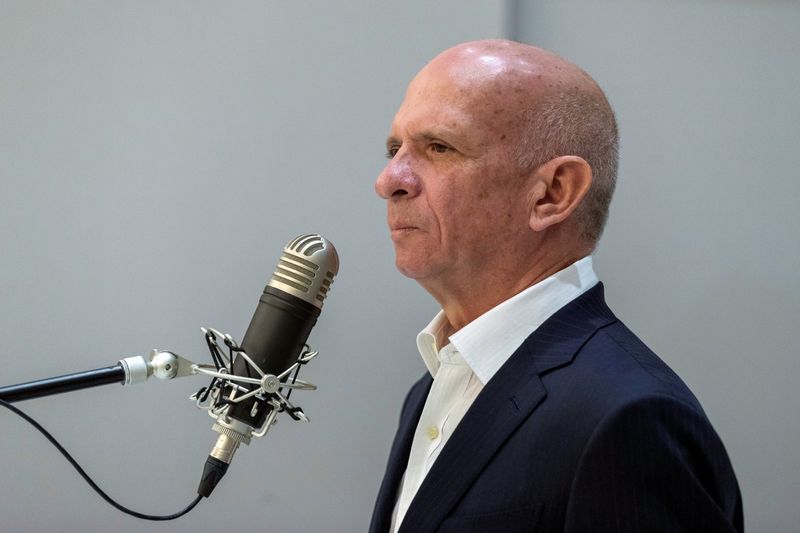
[375,156,421,199]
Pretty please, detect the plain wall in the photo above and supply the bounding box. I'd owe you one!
[0,2,505,532]
[511,1,800,531]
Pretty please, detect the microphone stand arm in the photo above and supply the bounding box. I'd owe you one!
[0,350,197,403]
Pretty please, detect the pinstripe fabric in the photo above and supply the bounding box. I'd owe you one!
[369,283,743,532]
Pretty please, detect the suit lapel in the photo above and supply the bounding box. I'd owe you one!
[398,283,617,533]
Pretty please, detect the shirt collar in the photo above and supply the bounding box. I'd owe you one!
[416,256,599,384]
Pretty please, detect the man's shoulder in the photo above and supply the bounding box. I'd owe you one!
[545,317,706,424]
[520,281,703,415]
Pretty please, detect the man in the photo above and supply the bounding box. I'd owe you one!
[370,40,743,533]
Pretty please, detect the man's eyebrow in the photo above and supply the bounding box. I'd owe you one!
[386,130,460,147]
[416,131,448,142]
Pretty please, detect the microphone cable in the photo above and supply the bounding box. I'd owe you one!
[0,398,203,521]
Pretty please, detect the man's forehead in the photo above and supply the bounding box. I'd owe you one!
[386,123,467,146]
[388,64,521,139]
[388,90,479,142]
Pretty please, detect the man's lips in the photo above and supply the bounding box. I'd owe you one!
[388,217,419,231]
[389,224,420,238]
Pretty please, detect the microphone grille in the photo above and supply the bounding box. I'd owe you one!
[268,234,339,308]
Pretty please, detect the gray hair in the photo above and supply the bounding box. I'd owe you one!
[514,84,619,245]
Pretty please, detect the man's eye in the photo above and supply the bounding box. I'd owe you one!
[386,146,400,159]
[430,143,449,153]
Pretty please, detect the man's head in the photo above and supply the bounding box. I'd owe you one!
[376,40,618,327]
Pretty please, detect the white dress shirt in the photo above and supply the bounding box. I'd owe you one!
[391,256,599,532]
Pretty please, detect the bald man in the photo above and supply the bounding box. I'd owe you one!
[370,40,742,533]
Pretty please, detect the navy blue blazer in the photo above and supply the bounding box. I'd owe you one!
[369,283,743,532]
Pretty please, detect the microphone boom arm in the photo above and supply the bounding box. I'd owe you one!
[0,349,196,403]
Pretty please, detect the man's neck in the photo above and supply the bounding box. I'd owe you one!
[424,250,588,332]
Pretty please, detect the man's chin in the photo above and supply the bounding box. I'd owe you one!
[394,256,436,281]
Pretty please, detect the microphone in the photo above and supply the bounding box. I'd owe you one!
[197,234,339,497]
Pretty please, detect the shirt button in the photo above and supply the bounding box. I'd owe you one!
[426,425,439,440]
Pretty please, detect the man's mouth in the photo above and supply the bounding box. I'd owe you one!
[389,224,419,238]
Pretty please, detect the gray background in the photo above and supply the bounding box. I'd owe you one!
[0,1,796,531]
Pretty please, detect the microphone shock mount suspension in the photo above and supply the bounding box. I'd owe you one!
[189,326,320,466]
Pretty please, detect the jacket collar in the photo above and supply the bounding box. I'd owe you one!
[395,282,617,533]
[416,256,599,385]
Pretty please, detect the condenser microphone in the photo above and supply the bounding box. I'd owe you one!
[197,234,339,497]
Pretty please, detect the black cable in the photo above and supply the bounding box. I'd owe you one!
[0,398,203,521]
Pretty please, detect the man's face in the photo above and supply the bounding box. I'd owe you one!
[375,58,532,287]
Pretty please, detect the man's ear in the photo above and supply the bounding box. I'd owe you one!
[526,156,592,232]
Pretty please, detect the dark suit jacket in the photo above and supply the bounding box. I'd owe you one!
[369,283,743,532]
